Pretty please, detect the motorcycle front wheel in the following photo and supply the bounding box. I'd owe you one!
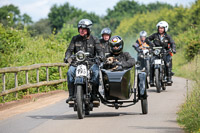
[155,69,161,93]
[146,60,150,76]
[76,85,85,119]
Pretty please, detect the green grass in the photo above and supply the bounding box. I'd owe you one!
[171,24,200,132]
[177,80,200,133]
[175,51,200,133]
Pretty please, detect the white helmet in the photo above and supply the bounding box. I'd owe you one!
[140,31,147,37]
[156,21,169,32]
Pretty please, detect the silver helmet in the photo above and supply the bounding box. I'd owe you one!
[140,31,147,37]
[101,27,112,36]
[78,19,93,35]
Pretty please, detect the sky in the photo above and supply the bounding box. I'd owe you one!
[0,0,196,22]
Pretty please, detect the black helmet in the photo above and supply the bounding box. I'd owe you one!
[78,19,92,36]
[101,27,112,36]
[109,36,124,55]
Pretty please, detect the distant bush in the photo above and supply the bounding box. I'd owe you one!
[185,41,200,61]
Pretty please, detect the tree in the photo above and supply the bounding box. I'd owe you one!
[146,2,173,12]
[0,4,20,25]
[48,2,100,32]
[22,13,33,25]
[28,19,51,37]
[102,0,174,33]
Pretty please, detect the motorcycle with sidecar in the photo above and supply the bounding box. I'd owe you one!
[67,51,148,119]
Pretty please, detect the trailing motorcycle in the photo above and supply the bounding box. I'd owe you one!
[136,46,151,76]
[151,47,171,93]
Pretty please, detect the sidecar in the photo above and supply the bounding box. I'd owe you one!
[99,66,148,114]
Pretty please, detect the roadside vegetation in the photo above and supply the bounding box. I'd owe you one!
[0,0,200,132]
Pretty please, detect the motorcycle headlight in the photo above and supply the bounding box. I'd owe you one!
[154,49,160,55]
[76,51,86,61]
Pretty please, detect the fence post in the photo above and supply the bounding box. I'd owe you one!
[186,79,189,102]
[2,73,5,102]
[15,72,18,99]
[46,67,49,81]
[26,70,29,95]
[58,66,63,89]
[58,66,62,79]
[37,68,39,92]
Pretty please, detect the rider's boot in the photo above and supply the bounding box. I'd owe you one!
[167,68,172,84]
[92,84,100,102]
[171,71,175,76]
[163,76,167,82]
[163,69,167,82]
[66,84,74,103]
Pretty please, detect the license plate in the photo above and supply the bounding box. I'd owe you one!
[143,49,149,55]
[154,59,161,64]
[76,65,87,77]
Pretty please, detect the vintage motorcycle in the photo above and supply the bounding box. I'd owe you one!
[132,45,151,77]
[151,47,172,93]
[67,51,148,119]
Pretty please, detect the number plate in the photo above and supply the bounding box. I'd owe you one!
[154,59,161,64]
[76,65,87,77]
[143,49,149,55]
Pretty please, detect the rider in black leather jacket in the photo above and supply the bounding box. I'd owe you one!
[64,19,103,103]
[145,21,176,85]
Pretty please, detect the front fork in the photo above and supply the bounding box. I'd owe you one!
[154,64,163,80]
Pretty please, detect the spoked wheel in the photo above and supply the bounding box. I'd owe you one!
[155,69,161,93]
[76,85,85,119]
[140,78,148,114]
[141,99,148,114]
[146,60,150,77]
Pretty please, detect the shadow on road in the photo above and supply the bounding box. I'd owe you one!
[147,88,168,93]
[86,112,141,118]
[28,111,141,120]
[128,126,183,133]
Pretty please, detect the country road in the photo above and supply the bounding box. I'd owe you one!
[0,77,191,133]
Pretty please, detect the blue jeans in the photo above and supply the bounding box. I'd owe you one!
[67,64,99,86]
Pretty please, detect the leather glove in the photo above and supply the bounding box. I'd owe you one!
[113,61,122,66]
[172,49,176,54]
[100,56,106,62]
[64,57,72,64]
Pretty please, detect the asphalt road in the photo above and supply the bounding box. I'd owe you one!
[0,77,190,133]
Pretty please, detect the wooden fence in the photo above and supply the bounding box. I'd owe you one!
[0,63,68,100]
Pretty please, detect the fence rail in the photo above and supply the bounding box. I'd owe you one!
[0,63,68,99]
